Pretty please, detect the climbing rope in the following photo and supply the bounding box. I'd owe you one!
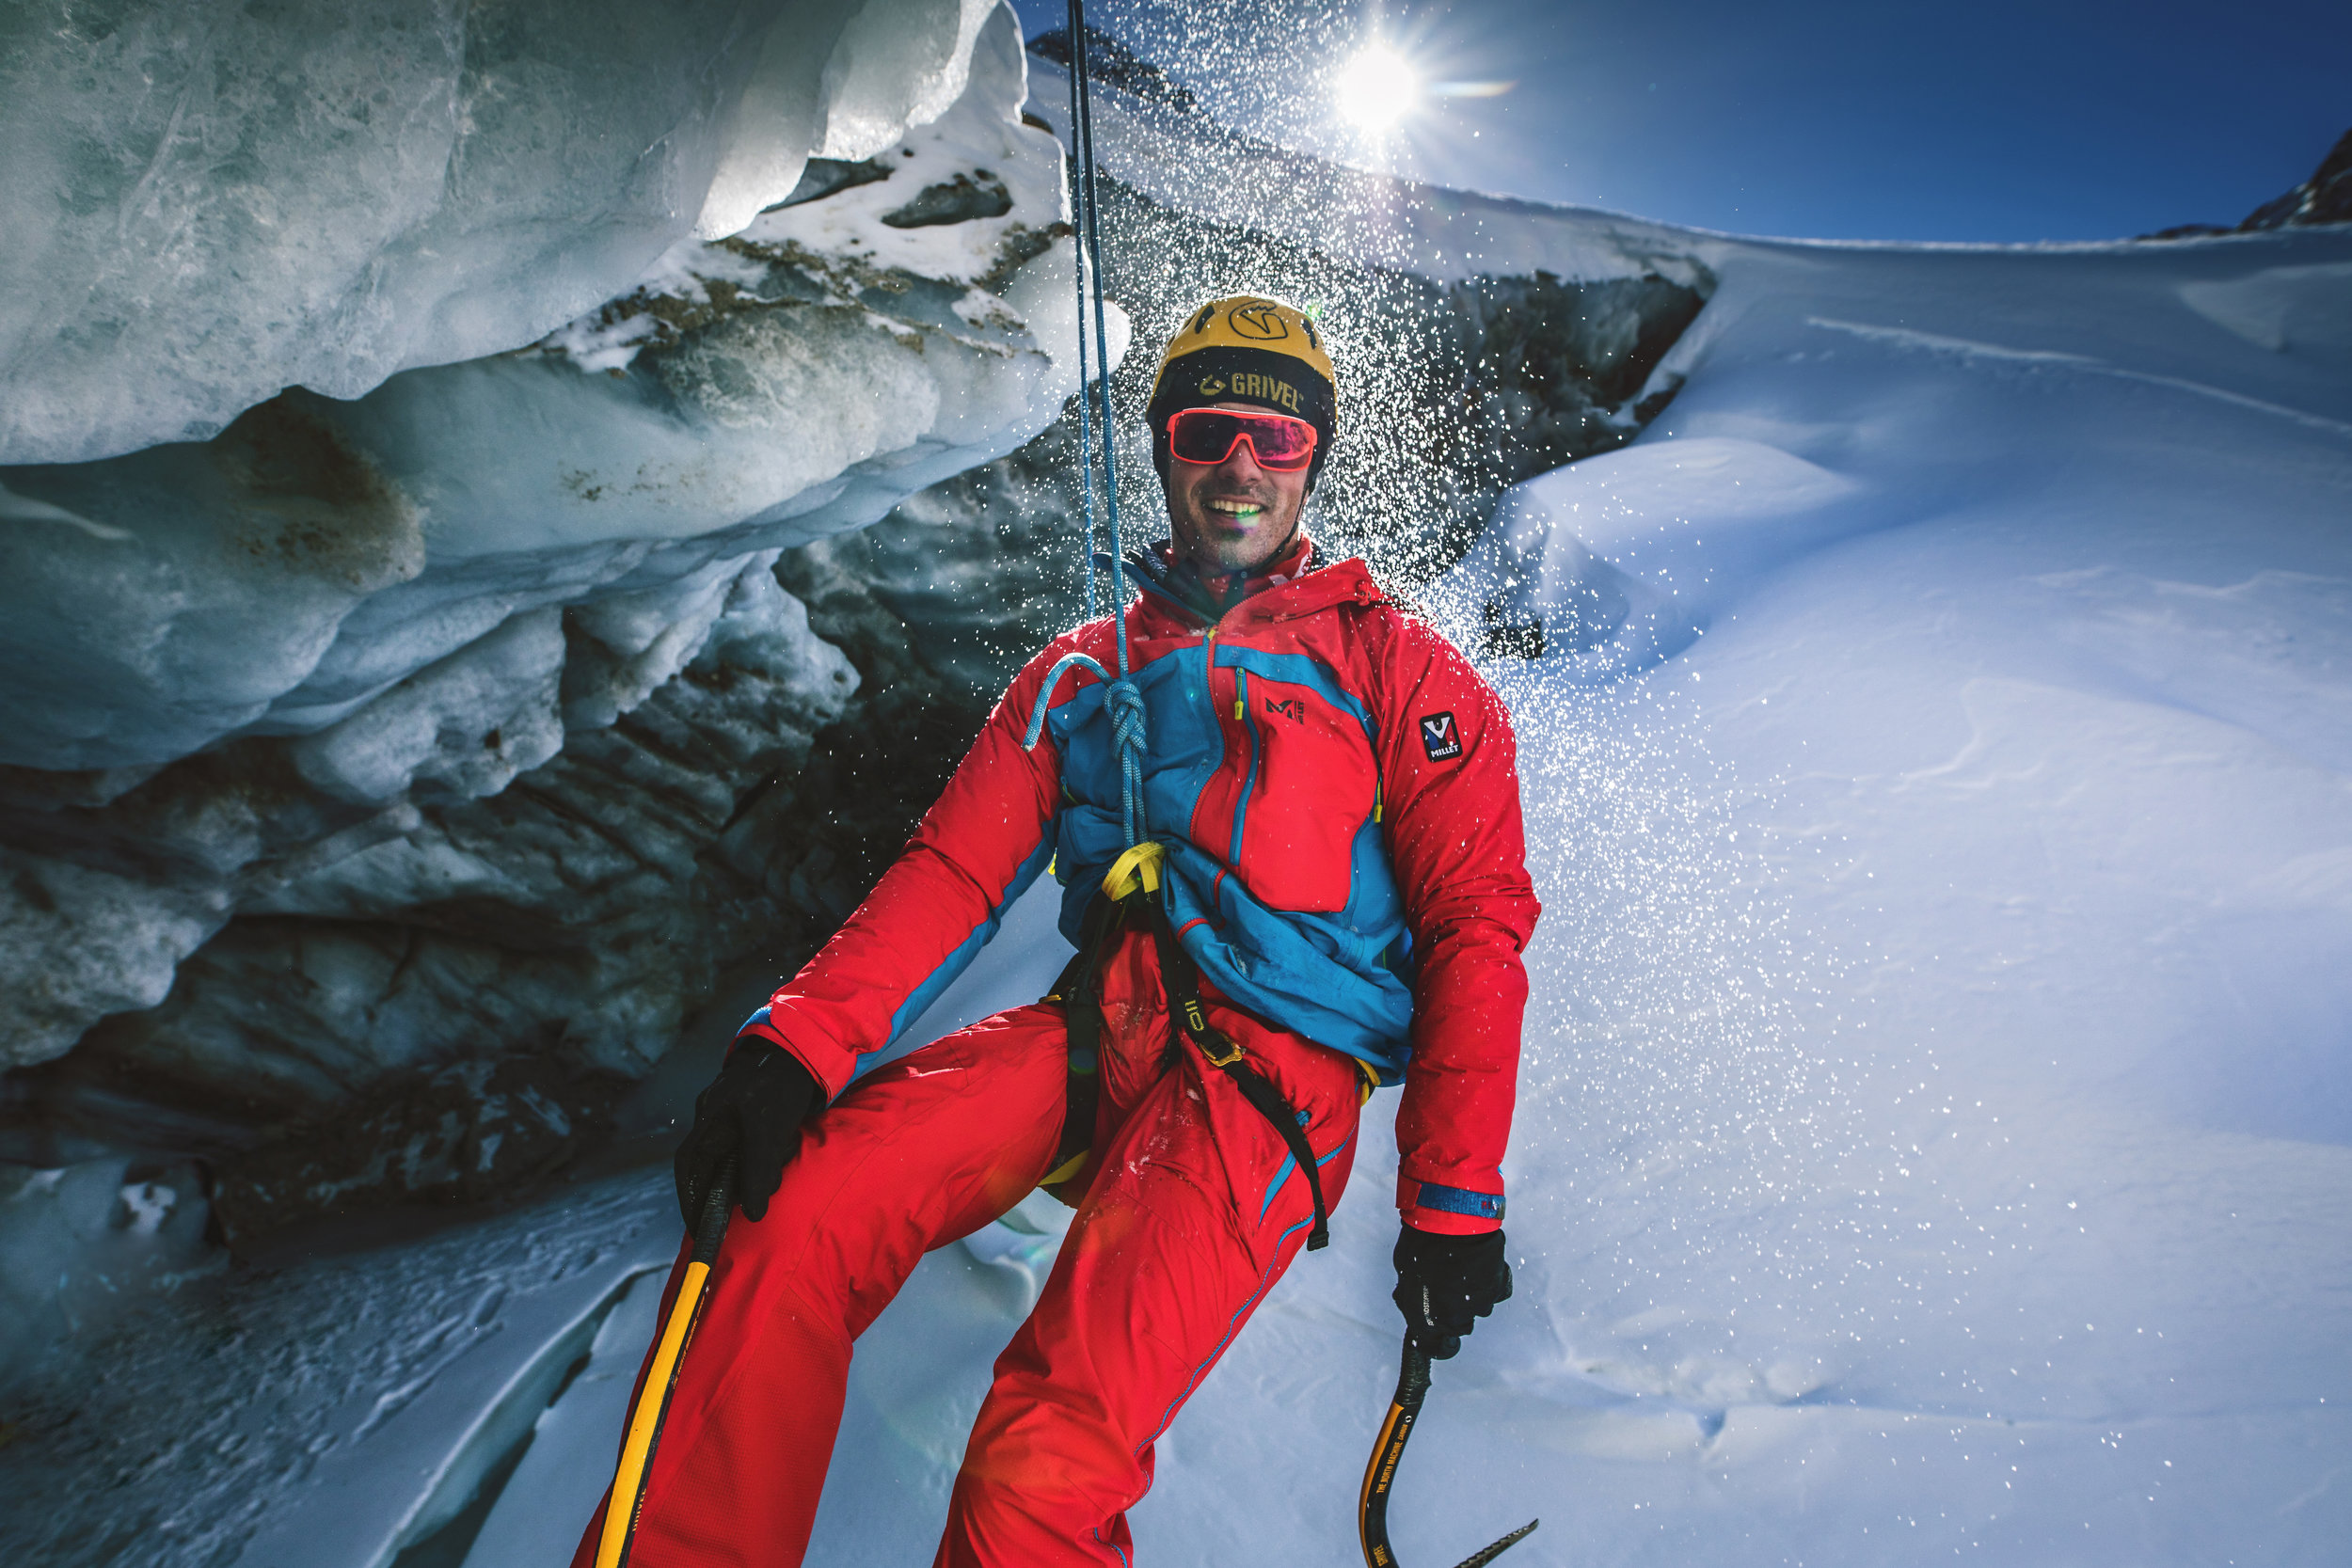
[1062,25,1096,622]
[1028,0,1148,852]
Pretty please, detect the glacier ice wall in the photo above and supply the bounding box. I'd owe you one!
[0,4,1712,1248]
[0,1,1087,1085]
[0,0,1002,467]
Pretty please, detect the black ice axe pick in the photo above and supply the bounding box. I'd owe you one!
[1358,1340,1538,1568]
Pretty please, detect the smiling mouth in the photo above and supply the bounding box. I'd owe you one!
[1206,498,1264,521]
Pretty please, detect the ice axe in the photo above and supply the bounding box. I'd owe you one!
[594,1157,736,1568]
[1359,1340,1538,1568]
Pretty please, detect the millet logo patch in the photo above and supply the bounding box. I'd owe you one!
[1420,712,1463,761]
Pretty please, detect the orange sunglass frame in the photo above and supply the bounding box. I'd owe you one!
[1164,407,1319,471]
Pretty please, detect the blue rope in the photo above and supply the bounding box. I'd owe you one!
[1022,652,1111,749]
[1065,0,1147,851]
[1022,649,1144,847]
[1104,678,1148,846]
[1063,35,1097,622]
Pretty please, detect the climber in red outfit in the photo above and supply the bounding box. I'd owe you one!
[573,295,1538,1567]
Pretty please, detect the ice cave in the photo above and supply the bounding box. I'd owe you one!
[1,2,2347,1564]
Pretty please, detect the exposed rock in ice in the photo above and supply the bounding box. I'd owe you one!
[50,559,857,1140]
[2146,125,2352,238]
[207,1056,618,1245]
[0,0,1002,467]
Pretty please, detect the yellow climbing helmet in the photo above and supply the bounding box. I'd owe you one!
[1145,294,1339,489]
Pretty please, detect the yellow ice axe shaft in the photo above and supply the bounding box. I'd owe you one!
[596,1163,735,1568]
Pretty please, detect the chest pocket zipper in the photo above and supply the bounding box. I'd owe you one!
[1231,667,1262,863]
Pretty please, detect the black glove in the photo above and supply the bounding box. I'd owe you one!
[674,1040,822,1228]
[1392,1225,1513,1360]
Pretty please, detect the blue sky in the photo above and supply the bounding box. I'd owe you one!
[1009,0,2351,242]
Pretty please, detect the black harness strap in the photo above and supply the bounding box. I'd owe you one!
[1042,873,1331,1250]
[1136,892,1331,1250]
[1041,893,1121,1192]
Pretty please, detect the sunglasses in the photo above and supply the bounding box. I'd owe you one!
[1165,407,1319,471]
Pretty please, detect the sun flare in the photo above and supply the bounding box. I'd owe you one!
[1333,44,1420,131]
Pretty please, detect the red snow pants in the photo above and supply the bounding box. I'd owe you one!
[570,932,1365,1567]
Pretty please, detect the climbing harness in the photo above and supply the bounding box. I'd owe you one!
[1038,844,1334,1249]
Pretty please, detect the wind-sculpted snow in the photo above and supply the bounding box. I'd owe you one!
[0,1171,680,1566]
[0,0,1000,467]
[1322,226,2351,1563]
[0,3,1082,1077]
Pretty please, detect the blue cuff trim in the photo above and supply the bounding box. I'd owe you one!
[1415,1182,1504,1220]
[738,1005,775,1037]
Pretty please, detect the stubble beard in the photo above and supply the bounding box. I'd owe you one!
[1170,488,1301,576]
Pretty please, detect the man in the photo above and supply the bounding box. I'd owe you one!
[574,295,1537,1566]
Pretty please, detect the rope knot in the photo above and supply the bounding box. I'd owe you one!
[1105,676,1149,847]
[1105,678,1148,748]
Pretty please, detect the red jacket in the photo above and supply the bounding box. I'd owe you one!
[741,545,1538,1234]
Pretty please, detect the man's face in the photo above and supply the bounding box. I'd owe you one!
[1163,401,1311,575]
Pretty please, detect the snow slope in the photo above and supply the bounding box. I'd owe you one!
[7,160,2350,1568]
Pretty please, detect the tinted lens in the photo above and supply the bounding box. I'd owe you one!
[1167,408,1318,470]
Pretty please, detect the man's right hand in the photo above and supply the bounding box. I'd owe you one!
[674,1040,822,1229]
[1391,1225,1513,1360]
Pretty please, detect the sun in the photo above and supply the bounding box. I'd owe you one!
[1333,44,1421,132]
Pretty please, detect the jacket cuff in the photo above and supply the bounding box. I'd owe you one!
[734,1006,842,1100]
[1395,1173,1505,1235]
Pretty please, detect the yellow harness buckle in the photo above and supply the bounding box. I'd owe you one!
[1199,1028,1247,1068]
[1100,840,1165,902]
